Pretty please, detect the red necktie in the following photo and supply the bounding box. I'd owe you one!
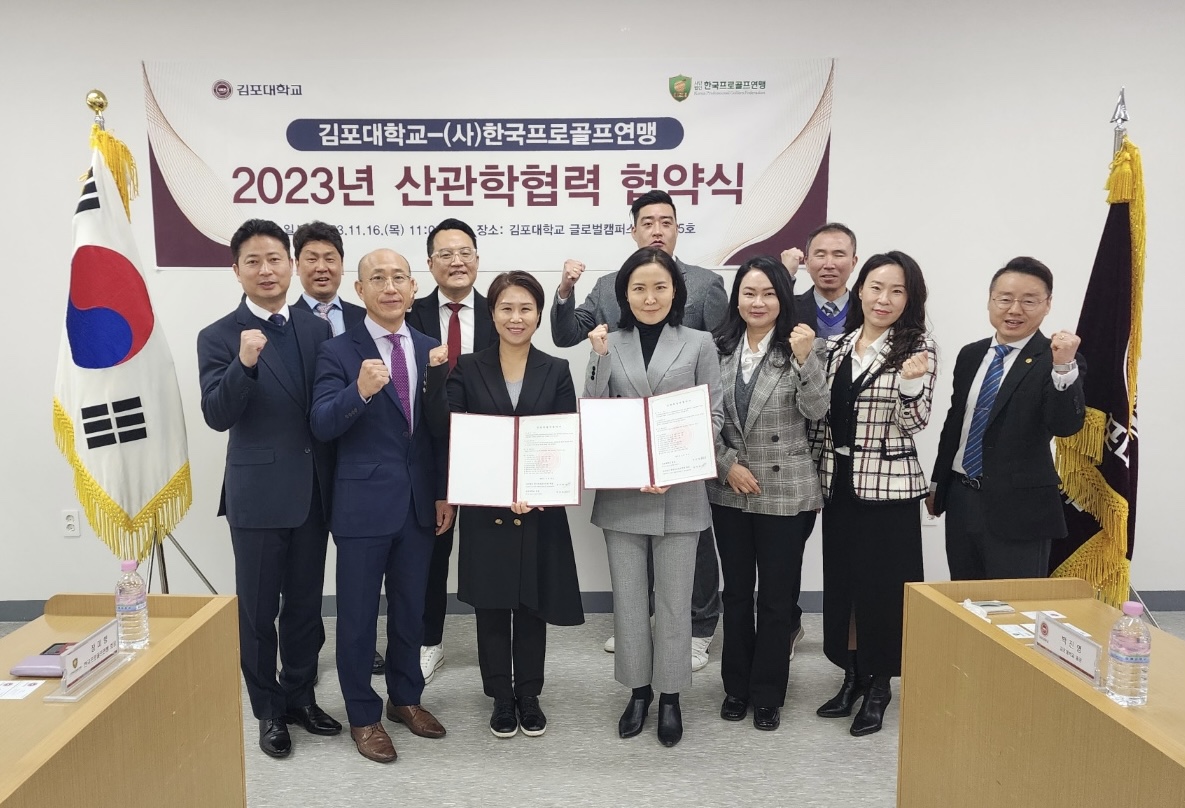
[446,302,463,370]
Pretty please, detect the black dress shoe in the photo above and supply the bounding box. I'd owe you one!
[850,676,892,736]
[818,652,870,718]
[753,706,781,731]
[259,718,292,758]
[372,650,385,675]
[657,701,683,747]
[719,695,749,721]
[617,693,653,738]
[285,703,343,736]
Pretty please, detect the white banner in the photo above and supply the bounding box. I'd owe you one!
[142,58,834,271]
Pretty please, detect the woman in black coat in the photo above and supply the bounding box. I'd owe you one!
[440,270,584,740]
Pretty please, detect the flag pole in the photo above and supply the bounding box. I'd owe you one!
[1110,87,1128,157]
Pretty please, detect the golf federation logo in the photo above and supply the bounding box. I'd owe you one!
[669,75,691,102]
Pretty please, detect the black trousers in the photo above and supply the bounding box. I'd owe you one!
[229,492,328,720]
[945,481,1052,580]
[712,505,810,708]
[475,608,546,700]
[421,520,456,646]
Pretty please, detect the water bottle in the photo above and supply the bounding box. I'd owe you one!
[116,560,150,650]
[1105,600,1150,706]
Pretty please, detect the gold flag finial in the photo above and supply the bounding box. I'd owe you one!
[83,91,138,217]
[86,89,108,115]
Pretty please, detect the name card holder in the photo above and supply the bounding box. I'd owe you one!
[1032,611,1103,687]
[44,619,135,703]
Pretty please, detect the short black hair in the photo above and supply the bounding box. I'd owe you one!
[614,247,687,330]
[991,256,1054,296]
[805,222,857,256]
[487,271,545,327]
[231,219,290,262]
[293,221,344,261]
[427,218,478,256]
[630,190,677,224]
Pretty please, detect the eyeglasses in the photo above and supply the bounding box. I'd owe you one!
[431,248,477,264]
[990,295,1048,311]
[366,273,411,289]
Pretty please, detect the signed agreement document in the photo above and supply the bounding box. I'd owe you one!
[579,385,715,489]
[447,413,581,507]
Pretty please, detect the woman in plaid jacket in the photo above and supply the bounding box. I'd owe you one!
[807,251,937,737]
[706,256,830,732]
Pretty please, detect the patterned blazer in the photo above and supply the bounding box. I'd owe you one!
[707,341,829,516]
[583,325,724,536]
[807,328,938,502]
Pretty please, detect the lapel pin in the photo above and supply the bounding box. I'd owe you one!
[1025,358,1033,364]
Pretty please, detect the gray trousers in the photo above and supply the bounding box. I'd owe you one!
[605,530,698,695]
[645,525,722,638]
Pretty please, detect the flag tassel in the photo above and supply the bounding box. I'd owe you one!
[89,124,138,218]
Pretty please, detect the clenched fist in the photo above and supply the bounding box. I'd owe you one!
[358,358,390,399]
[789,323,816,363]
[1049,330,1081,366]
[428,345,449,367]
[239,329,267,368]
[588,323,609,356]
[780,247,805,276]
[558,259,586,298]
[900,352,929,381]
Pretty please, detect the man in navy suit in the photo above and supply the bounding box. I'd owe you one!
[197,219,342,759]
[311,247,454,763]
[289,220,366,335]
[781,222,858,338]
[404,218,498,684]
[927,256,1086,579]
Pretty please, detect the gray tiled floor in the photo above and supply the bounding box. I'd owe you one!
[3,611,1182,807]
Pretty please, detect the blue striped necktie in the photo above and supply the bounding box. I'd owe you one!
[821,301,840,318]
[962,345,1012,479]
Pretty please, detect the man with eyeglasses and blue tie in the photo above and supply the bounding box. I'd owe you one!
[927,256,1086,580]
[405,219,498,684]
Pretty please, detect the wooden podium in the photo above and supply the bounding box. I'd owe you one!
[0,594,244,808]
[898,578,1185,807]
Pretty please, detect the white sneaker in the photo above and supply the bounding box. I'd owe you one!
[691,636,712,672]
[789,625,805,661]
[604,635,615,653]
[420,644,444,684]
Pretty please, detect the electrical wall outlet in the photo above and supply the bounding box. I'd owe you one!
[62,509,81,537]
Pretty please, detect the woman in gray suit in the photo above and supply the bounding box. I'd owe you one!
[707,256,829,732]
[584,247,723,747]
[807,251,937,737]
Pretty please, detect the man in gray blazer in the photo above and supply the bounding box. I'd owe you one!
[551,190,727,669]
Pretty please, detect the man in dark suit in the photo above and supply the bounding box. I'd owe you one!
[927,256,1086,579]
[781,222,858,338]
[551,189,728,671]
[290,220,366,336]
[404,218,498,684]
[311,247,454,764]
[197,218,342,759]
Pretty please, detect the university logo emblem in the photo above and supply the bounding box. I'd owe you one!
[669,75,691,102]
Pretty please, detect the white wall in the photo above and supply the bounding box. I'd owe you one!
[2,0,1182,601]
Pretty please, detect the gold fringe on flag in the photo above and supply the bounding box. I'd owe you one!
[89,124,139,219]
[53,398,191,563]
[1105,137,1144,428]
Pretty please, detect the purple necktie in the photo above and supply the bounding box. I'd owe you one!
[384,333,412,427]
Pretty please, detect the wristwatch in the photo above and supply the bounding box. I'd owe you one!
[1052,361,1077,374]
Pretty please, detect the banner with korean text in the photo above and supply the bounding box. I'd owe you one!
[142,59,834,271]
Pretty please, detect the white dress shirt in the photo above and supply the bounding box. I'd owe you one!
[437,289,476,355]
[739,329,774,384]
[244,298,290,324]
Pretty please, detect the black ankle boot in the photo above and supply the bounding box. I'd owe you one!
[817,651,870,718]
[850,675,892,736]
[618,686,653,738]
[656,693,683,747]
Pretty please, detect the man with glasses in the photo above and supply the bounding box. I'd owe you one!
[927,257,1086,580]
[311,248,454,763]
[404,219,498,683]
[290,221,366,336]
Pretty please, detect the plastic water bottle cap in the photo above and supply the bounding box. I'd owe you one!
[120,560,137,572]
[1121,600,1143,616]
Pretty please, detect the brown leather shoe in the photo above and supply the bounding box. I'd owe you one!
[385,701,446,738]
[349,723,397,763]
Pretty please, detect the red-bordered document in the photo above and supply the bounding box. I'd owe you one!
[579,384,715,489]
[447,412,582,507]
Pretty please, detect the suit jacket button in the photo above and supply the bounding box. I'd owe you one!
[513,518,522,526]
[304,447,311,454]
[771,434,779,442]
[772,465,780,473]
[494,518,503,525]
[403,431,409,437]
